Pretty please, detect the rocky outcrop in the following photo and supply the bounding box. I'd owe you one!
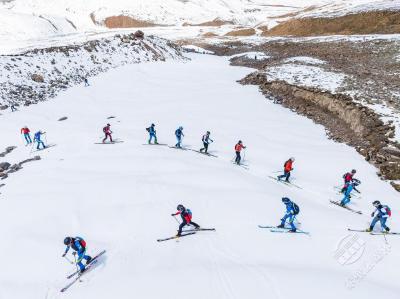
[239,72,400,189]
[225,28,256,37]
[0,146,16,157]
[104,16,157,28]
[0,156,41,181]
[0,33,183,108]
[264,11,400,36]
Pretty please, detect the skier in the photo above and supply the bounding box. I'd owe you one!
[146,123,158,144]
[171,204,200,237]
[341,169,360,193]
[102,123,113,143]
[83,77,89,87]
[11,104,17,112]
[20,126,32,145]
[175,126,184,148]
[33,130,46,150]
[62,236,92,273]
[200,131,213,153]
[340,179,361,206]
[234,140,246,165]
[277,157,295,182]
[366,201,391,233]
[277,197,300,232]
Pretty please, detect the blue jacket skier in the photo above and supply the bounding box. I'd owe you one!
[33,131,46,150]
[200,131,213,153]
[147,123,158,144]
[340,179,361,206]
[366,201,391,232]
[277,197,299,232]
[62,237,92,273]
[175,126,184,148]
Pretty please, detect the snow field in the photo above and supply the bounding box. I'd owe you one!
[0,54,399,299]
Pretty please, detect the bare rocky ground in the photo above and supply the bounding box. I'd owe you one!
[0,31,183,111]
[196,37,400,191]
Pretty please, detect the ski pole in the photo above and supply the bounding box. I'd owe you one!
[63,255,74,265]
[173,215,180,224]
[243,149,246,162]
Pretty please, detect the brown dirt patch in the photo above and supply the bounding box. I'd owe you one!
[263,11,400,36]
[183,18,234,27]
[225,28,256,37]
[202,32,219,38]
[104,15,157,28]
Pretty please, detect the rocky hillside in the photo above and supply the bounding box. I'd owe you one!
[0,32,183,109]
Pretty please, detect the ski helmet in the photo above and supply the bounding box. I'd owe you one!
[351,169,357,174]
[179,126,183,130]
[206,131,210,134]
[290,157,295,161]
[238,140,242,144]
[282,197,291,203]
[151,123,155,127]
[373,200,381,207]
[64,237,72,245]
[177,204,185,211]
[107,123,110,126]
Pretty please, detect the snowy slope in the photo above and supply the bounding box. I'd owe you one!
[0,54,399,299]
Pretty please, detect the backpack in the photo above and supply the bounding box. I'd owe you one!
[146,127,150,132]
[383,205,392,217]
[292,203,300,215]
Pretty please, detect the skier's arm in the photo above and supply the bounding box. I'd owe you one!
[63,245,71,256]
[171,211,181,216]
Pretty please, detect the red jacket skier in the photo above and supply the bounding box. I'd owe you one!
[277,157,295,182]
[102,123,113,143]
[171,204,200,237]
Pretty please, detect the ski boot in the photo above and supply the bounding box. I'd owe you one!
[384,227,390,233]
[289,228,297,233]
[85,257,92,265]
[366,227,372,232]
[277,224,285,228]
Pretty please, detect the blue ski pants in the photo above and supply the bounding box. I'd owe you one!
[281,214,296,230]
[371,216,388,231]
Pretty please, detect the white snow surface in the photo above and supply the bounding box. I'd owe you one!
[266,63,347,93]
[0,54,399,299]
[230,51,271,60]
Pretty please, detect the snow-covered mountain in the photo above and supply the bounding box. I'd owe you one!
[1,0,397,48]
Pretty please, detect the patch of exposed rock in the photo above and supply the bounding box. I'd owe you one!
[239,72,400,191]
[0,33,183,109]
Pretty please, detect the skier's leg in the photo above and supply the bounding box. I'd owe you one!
[380,218,390,231]
[177,222,185,236]
[285,171,290,182]
[190,221,200,228]
[109,133,113,142]
[370,216,379,230]
[154,134,158,144]
[236,152,241,164]
[77,252,85,271]
[289,215,296,230]
[204,143,209,153]
[278,214,288,227]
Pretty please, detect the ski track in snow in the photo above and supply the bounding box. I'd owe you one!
[0,54,399,298]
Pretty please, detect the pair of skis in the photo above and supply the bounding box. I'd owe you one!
[267,176,302,189]
[347,228,399,235]
[330,200,362,214]
[60,250,106,293]
[157,228,216,242]
[258,225,310,235]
